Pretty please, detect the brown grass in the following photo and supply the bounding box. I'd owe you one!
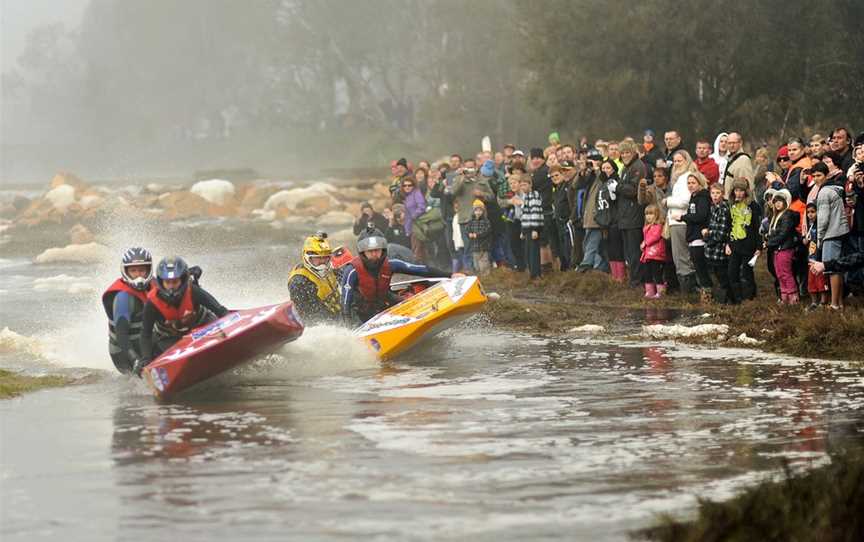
[481,266,864,361]
[0,369,73,399]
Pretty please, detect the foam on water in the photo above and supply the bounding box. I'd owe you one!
[32,274,97,294]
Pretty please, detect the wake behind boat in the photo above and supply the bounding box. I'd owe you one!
[353,276,490,361]
[143,301,304,399]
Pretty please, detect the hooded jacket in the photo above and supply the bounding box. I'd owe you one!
[711,133,729,180]
[682,188,711,243]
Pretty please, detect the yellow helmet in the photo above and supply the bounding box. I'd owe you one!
[302,232,333,278]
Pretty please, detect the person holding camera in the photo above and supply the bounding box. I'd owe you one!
[353,202,389,236]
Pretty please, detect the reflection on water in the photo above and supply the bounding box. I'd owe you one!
[4,331,863,541]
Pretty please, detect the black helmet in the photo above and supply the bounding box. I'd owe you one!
[155,256,189,305]
[357,226,388,254]
[120,247,153,291]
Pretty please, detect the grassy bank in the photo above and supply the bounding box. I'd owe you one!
[481,266,864,362]
[635,449,864,541]
[0,369,73,399]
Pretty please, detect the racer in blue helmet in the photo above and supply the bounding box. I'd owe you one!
[134,256,228,375]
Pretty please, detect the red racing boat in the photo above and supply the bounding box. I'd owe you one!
[143,301,304,399]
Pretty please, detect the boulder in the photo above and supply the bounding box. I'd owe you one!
[35,242,110,264]
[294,195,335,216]
[49,172,88,191]
[190,179,236,206]
[237,184,281,215]
[44,185,77,212]
[157,191,209,219]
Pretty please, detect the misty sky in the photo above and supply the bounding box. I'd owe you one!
[1,0,89,74]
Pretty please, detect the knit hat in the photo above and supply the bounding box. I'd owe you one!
[644,129,656,138]
[773,188,792,207]
[763,188,777,202]
[480,159,495,177]
[529,147,545,160]
[472,199,486,209]
[776,145,789,160]
[732,178,750,193]
[548,132,561,144]
[396,157,408,168]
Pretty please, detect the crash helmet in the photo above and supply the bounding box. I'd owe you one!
[120,247,153,291]
[155,256,190,304]
[357,226,388,255]
[302,231,333,278]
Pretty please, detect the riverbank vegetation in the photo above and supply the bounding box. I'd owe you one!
[482,266,864,362]
[635,449,864,541]
[0,369,73,399]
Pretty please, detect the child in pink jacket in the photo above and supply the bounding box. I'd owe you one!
[640,204,667,298]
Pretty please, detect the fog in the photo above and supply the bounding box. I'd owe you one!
[1,0,860,185]
[0,0,548,184]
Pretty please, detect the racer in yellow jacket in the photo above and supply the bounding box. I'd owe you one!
[287,232,342,324]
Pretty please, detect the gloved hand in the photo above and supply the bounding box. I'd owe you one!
[133,358,152,378]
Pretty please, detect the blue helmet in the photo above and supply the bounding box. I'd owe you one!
[120,247,153,291]
[155,256,189,304]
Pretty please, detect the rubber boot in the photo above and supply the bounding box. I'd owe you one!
[677,274,691,295]
[610,261,626,282]
[644,283,657,298]
[654,284,666,298]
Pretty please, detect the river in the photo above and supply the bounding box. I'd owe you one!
[2,218,864,541]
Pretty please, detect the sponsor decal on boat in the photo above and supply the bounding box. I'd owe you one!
[191,312,241,339]
[150,367,169,392]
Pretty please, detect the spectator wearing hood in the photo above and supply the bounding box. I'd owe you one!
[711,132,729,182]
[681,172,713,297]
[723,133,755,199]
[389,158,411,201]
[480,158,507,267]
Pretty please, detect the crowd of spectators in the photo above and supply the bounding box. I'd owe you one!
[353,128,864,310]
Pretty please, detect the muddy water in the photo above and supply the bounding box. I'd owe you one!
[2,224,864,541]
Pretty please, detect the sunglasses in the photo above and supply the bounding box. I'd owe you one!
[402,183,414,188]
[778,157,791,162]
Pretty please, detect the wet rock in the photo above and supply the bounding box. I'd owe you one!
[569,324,606,333]
[49,172,88,191]
[641,323,729,339]
[157,191,209,218]
[34,242,110,264]
[44,185,77,212]
[68,224,94,244]
[236,184,281,216]
[11,196,31,212]
[190,179,236,206]
[295,195,335,216]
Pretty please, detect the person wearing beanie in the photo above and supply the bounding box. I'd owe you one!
[642,129,664,168]
[726,177,762,303]
[465,199,492,274]
[548,132,561,146]
[764,189,799,304]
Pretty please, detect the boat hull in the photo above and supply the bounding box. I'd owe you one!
[353,276,487,360]
[143,301,304,399]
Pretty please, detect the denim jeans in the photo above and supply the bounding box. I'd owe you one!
[580,229,609,272]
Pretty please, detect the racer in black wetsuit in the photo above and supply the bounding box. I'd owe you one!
[134,256,228,375]
[101,247,154,374]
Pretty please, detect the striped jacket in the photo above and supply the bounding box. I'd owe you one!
[519,190,544,232]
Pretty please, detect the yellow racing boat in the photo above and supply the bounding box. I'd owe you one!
[353,276,490,361]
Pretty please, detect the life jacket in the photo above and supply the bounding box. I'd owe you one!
[350,256,392,314]
[102,279,151,355]
[287,265,341,315]
[147,284,203,334]
[102,279,150,319]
